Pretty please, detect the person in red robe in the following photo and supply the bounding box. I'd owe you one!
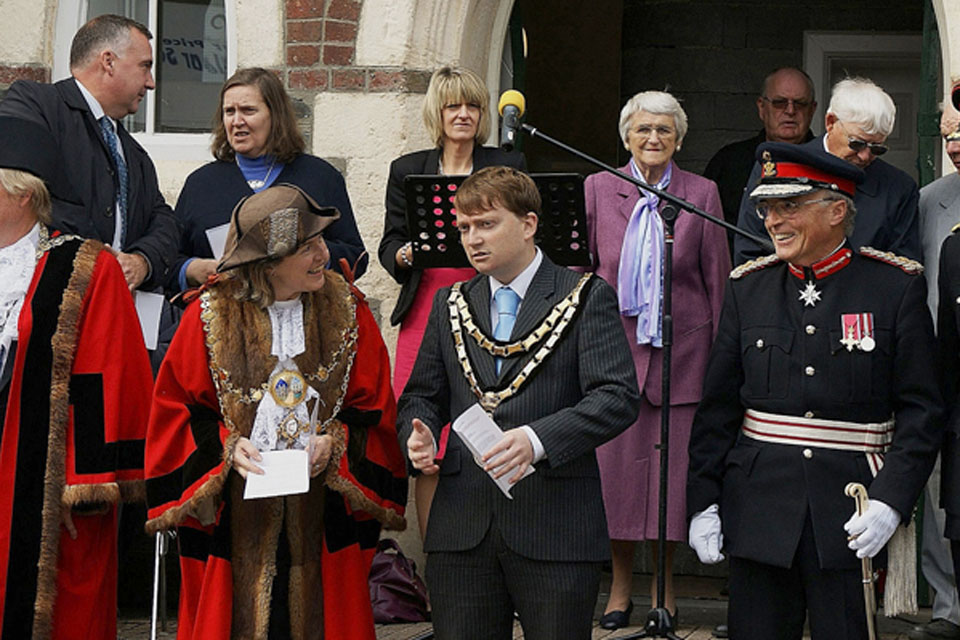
[145,184,407,640]
[0,116,153,640]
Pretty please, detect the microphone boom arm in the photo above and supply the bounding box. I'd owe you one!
[520,123,773,251]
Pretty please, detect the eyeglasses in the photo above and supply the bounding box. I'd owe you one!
[761,96,813,111]
[632,125,676,139]
[838,121,888,156]
[756,197,836,220]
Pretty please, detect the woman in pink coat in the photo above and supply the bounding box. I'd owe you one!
[585,90,730,629]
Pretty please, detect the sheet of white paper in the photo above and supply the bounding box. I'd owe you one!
[205,223,231,260]
[133,290,164,351]
[452,403,535,499]
[243,449,310,499]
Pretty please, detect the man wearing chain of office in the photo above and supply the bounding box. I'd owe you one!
[398,166,640,639]
[686,141,944,640]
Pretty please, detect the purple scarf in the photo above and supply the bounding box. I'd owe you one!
[616,159,671,347]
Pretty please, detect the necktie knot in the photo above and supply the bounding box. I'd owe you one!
[495,287,520,320]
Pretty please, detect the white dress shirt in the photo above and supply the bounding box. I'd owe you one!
[75,78,125,250]
[487,247,546,463]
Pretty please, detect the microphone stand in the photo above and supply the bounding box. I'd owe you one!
[517,122,770,639]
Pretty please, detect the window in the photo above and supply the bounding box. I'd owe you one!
[54,0,236,159]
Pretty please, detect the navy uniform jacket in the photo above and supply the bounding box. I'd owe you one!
[397,257,640,561]
[0,78,179,289]
[687,246,943,570]
[733,136,921,266]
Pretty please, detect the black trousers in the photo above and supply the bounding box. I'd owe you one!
[425,521,602,640]
[728,515,870,640]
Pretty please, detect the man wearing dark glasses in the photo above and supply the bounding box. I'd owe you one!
[735,77,921,267]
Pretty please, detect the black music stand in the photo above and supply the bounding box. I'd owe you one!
[403,173,591,267]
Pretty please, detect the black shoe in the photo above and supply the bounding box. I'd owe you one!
[713,623,729,638]
[908,619,960,640]
[599,600,634,630]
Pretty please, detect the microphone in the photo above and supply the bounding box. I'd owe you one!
[498,90,526,152]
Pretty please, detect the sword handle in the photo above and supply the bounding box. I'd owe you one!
[846,482,878,640]
[845,482,869,516]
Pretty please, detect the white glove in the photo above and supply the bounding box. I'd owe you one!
[689,503,725,564]
[844,498,901,559]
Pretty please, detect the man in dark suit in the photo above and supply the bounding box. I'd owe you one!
[0,14,178,291]
[398,166,640,639]
[734,77,921,266]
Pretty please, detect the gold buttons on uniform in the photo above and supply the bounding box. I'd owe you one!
[805,366,815,376]
[803,448,813,459]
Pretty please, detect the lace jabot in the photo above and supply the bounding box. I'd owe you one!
[251,297,319,451]
[0,224,40,367]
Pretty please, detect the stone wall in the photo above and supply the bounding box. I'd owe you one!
[620,0,924,174]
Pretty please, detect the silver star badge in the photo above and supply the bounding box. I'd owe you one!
[799,281,821,307]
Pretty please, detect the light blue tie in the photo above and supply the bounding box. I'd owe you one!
[99,117,128,248]
[493,287,520,374]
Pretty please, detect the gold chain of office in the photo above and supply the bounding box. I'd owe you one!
[447,273,592,413]
[200,293,358,406]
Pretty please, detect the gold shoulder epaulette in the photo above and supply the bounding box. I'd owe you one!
[859,246,924,274]
[730,254,780,280]
[951,221,960,234]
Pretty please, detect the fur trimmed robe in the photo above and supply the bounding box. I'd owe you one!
[145,272,407,640]
[0,233,152,640]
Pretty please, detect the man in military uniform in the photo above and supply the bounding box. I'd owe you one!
[687,142,944,639]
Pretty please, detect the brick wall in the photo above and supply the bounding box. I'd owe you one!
[0,64,49,88]
[284,0,429,94]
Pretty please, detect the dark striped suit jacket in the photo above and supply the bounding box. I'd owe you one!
[397,256,640,562]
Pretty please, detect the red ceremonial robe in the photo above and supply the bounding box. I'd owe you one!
[145,272,406,640]
[0,232,152,640]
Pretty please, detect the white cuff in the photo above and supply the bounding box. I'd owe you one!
[519,425,545,463]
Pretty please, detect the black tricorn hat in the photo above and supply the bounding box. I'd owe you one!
[0,116,79,203]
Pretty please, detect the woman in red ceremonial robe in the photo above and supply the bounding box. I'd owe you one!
[0,116,153,640]
[145,184,407,640]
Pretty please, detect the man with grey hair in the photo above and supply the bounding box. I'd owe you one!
[734,77,921,266]
[689,141,942,640]
[0,13,178,292]
[705,67,817,229]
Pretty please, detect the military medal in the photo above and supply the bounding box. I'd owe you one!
[799,281,821,307]
[269,370,307,408]
[840,313,875,352]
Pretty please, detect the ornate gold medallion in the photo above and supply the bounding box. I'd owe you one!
[269,370,307,408]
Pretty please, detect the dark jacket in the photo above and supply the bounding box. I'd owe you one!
[377,145,526,326]
[168,155,367,292]
[397,257,640,561]
[937,230,960,536]
[0,78,180,289]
